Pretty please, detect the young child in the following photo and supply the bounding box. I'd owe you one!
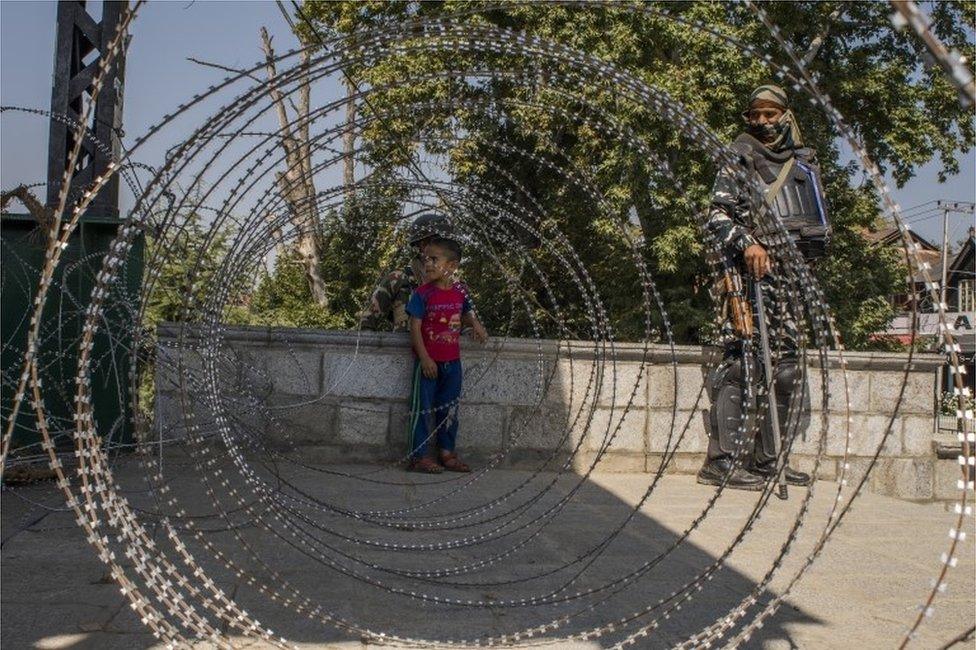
[405,237,488,473]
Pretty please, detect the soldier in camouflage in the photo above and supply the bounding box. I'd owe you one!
[360,213,455,332]
[698,84,830,491]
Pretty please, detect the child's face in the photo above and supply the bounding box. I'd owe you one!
[422,244,459,283]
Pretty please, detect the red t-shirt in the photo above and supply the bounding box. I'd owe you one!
[406,282,473,362]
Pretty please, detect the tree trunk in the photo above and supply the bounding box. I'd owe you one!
[1,185,57,247]
[261,27,328,309]
[275,167,329,308]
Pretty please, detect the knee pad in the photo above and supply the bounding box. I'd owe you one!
[773,356,799,396]
[708,356,756,457]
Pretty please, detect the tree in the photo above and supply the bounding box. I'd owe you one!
[190,24,331,310]
[143,209,240,327]
[138,207,244,424]
[259,27,330,310]
[293,0,972,348]
[0,185,57,247]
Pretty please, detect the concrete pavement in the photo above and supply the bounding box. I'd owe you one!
[2,455,973,648]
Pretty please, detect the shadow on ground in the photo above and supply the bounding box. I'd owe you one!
[1,448,823,649]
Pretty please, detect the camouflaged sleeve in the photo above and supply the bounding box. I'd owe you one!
[358,272,400,330]
[391,302,409,332]
[372,273,399,314]
[706,165,758,254]
[358,311,386,331]
[390,272,417,332]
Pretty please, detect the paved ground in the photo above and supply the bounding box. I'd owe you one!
[1,455,973,649]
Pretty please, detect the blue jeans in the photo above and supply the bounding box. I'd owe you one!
[410,359,463,459]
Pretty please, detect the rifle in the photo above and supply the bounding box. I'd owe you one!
[754,279,788,501]
[721,267,753,339]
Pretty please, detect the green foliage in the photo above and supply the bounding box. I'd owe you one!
[757,0,974,186]
[141,185,402,334]
[292,1,971,347]
[228,178,404,329]
[244,250,341,328]
[144,209,239,328]
[243,186,405,329]
[140,209,240,424]
[940,390,976,417]
[814,172,904,350]
[317,182,404,324]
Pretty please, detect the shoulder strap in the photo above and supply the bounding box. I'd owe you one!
[763,157,795,206]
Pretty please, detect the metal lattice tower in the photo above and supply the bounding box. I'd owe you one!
[46,0,126,218]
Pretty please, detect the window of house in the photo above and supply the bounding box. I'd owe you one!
[959,279,975,312]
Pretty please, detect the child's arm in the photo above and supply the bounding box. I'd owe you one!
[462,310,488,343]
[410,316,438,378]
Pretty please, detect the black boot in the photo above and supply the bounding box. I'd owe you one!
[751,460,812,486]
[697,457,765,491]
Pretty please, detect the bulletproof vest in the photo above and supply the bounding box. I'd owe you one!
[733,134,830,259]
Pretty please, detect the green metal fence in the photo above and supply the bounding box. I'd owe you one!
[1,212,143,458]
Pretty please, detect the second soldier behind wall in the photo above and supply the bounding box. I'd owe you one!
[359,213,455,332]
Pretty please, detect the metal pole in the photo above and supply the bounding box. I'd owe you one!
[936,202,950,403]
[754,281,788,500]
[940,203,950,321]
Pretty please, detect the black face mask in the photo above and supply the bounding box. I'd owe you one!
[747,120,780,142]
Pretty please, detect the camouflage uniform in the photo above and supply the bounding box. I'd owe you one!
[704,132,828,469]
[706,150,802,352]
[359,259,424,332]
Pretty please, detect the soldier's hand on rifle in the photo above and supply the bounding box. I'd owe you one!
[744,243,772,278]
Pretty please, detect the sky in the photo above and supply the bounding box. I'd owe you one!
[2,0,974,249]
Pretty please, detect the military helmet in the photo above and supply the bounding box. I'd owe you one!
[408,213,454,244]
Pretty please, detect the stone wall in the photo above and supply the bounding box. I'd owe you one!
[155,323,954,502]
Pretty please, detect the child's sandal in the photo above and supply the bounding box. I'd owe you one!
[409,457,444,474]
[439,452,470,473]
